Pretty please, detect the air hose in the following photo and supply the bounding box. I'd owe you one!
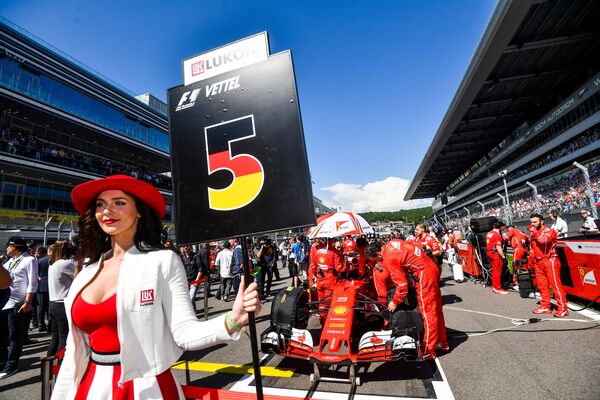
[566,294,600,312]
[444,306,600,338]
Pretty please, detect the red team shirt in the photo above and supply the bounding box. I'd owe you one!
[529,226,558,260]
[505,228,527,260]
[343,238,357,253]
[382,239,437,305]
[413,234,441,253]
[486,230,503,259]
[308,242,344,285]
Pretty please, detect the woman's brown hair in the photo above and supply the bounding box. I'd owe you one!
[49,240,69,265]
[77,192,165,264]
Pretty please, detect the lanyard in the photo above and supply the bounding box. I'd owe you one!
[8,255,24,272]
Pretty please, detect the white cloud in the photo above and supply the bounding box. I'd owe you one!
[321,176,432,212]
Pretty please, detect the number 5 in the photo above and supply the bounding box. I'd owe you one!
[204,115,264,211]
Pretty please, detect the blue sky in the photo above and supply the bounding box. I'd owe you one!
[1,0,496,211]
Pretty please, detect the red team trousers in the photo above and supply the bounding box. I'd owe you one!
[533,257,567,312]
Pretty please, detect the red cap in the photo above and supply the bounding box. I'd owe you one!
[71,175,166,219]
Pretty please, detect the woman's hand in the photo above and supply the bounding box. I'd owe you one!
[230,276,261,329]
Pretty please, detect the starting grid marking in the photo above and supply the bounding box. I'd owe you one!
[224,356,455,400]
[172,360,295,378]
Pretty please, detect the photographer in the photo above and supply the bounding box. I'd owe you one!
[254,238,275,301]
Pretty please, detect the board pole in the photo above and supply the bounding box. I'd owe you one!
[241,236,264,400]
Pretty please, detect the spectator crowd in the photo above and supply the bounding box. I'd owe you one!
[0,127,171,190]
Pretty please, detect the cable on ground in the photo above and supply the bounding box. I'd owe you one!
[444,306,600,337]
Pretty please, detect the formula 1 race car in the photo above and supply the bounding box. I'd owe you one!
[261,275,424,395]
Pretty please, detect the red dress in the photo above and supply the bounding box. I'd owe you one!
[71,293,184,399]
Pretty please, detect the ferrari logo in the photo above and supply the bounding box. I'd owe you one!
[579,267,597,286]
[335,221,347,231]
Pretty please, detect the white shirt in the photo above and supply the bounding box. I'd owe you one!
[215,248,233,278]
[583,216,598,230]
[551,217,569,238]
[279,242,289,256]
[48,259,76,301]
[2,253,38,310]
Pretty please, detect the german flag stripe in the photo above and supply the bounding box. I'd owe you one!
[209,151,263,176]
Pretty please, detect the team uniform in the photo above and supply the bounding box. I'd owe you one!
[413,234,442,267]
[343,238,357,254]
[355,245,367,279]
[529,226,568,316]
[486,230,504,291]
[505,228,527,262]
[505,228,528,286]
[308,241,344,324]
[383,239,447,359]
[371,261,393,303]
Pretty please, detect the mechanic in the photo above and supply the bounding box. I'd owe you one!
[367,254,392,303]
[308,238,344,325]
[365,240,448,360]
[486,221,508,294]
[343,235,357,254]
[505,225,528,287]
[528,213,569,317]
[354,236,368,279]
[412,224,442,267]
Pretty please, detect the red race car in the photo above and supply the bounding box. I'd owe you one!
[261,273,424,390]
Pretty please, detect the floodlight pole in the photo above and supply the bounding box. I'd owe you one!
[497,193,510,225]
[477,201,485,215]
[526,181,541,214]
[240,235,264,400]
[573,161,598,219]
[43,209,52,247]
[57,219,65,240]
[498,170,512,224]
[463,207,471,219]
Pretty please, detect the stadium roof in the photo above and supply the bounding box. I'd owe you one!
[405,0,600,200]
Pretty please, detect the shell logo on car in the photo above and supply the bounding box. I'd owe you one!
[332,305,350,316]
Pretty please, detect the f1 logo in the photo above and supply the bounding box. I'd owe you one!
[176,88,201,112]
[140,289,154,305]
[191,60,205,76]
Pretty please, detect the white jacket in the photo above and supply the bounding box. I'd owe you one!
[52,246,240,399]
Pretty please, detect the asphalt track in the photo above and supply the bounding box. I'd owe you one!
[1,262,599,400]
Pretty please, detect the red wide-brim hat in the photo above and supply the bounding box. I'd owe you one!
[71,175,166,219]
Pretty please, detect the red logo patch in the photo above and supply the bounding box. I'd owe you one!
[140,289,154,304]
[335,221,347,231]
[191,61,205,76]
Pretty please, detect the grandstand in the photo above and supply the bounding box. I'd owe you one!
[405,0,600,235]
[0,17,172,242]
